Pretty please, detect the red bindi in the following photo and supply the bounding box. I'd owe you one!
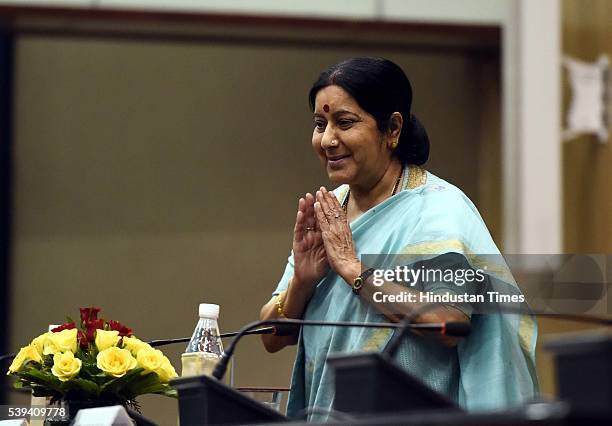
[323,104,330,112]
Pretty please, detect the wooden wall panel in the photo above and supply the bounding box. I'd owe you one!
[562,0,612,253]
[535,0,612,400]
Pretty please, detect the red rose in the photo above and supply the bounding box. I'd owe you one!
[78,330,89,349]
[80,307,101,323]
[85,318,105,342]
[108,320,133,337]
[51,322,75,332]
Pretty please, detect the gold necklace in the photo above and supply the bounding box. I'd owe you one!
[342,166,404,212]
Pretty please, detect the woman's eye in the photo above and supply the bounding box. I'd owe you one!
[314,121,326,131]
[338,120,354,128]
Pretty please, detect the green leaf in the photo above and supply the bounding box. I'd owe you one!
[79,363,101,380]
[20,367,62,390]
[121,374,178,399]
[100,368,144,395]
[60,378,100,396]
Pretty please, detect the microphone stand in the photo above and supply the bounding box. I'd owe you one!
[173,318,464,426]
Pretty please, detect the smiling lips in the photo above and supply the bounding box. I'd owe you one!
[327,155,350,169]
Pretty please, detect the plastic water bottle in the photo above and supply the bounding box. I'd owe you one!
[181,303,224,377]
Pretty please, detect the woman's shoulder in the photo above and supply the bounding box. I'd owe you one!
[401,169,499,254]
[415,170,473,205]
[408,169,486,225]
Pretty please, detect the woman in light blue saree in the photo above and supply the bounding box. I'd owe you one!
[260,57,538,421]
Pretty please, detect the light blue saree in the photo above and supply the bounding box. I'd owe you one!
[272,165,538,421]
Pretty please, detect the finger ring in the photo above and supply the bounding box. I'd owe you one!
[305,226,315,231]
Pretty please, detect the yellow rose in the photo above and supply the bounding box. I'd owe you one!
[136,348,165,374]
[122,336,151,357]
[30,332,51,357]
[156,357,178,383]
[51,351,82,382]
[97,347,137,378]
[7,345,42,374]
[44,329,77,355]
[95,329,120,351]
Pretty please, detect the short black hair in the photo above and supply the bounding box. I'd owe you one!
[308,57,429,166]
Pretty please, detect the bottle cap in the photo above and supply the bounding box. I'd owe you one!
[198,303,220,319]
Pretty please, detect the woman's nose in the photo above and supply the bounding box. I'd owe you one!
[320,129,338,150]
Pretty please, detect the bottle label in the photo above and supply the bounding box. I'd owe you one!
[187,328,223,354]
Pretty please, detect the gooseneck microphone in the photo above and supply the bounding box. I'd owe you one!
[210,318,470,381]
[2,313,608,366]
[147,326,279,348]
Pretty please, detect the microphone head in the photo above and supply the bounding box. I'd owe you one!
[444,321,471,337]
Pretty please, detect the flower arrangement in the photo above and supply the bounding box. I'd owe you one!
[6,307,177,411]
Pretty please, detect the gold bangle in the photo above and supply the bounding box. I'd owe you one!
[276,291,287,317]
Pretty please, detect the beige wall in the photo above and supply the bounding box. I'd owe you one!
[9,35,498,422]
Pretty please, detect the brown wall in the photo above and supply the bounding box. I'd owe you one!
[535,0,612,400]
[8,33,499,422]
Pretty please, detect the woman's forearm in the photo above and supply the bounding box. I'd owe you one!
[340,263,469,346]
[361,278,468,321]
[260,276,316,353]
[364,279,468,346]
[259,296,297,353]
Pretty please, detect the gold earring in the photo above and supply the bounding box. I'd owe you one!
[391,140,399,149]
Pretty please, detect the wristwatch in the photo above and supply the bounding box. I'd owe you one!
[352,268,375,295]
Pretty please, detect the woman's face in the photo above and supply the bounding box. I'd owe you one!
[312,85,394,187]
